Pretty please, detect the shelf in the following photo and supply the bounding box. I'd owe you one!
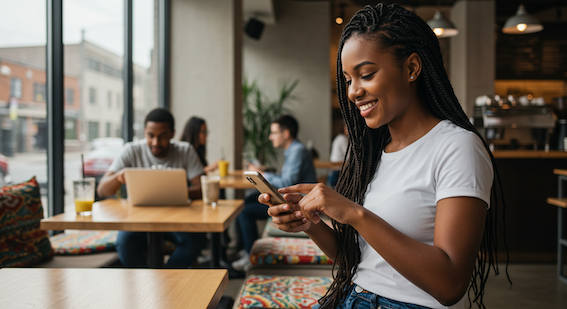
[547,197,567,208]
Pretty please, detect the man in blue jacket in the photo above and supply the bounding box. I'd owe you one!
[232,115,317,271]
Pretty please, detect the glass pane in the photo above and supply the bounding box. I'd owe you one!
[0,1,48,215]
[133,0,158,140]
[64,0,124,210]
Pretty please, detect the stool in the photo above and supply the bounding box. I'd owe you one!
[234,275,332,309]
[547,169,567,285]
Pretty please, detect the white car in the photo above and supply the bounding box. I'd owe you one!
[0,153,10,186]
[90,137,124,150]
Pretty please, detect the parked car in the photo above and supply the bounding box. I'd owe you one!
[89,137,124,150]
[83,147,124,181]
[0,153,10,186]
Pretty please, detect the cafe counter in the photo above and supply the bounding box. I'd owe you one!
[492,150,567,262]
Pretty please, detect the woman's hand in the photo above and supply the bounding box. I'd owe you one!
[258,193,311,233]
[279,183,362,225]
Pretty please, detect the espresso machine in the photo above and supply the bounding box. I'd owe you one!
[473,97,555,150]
[553,97,567,150]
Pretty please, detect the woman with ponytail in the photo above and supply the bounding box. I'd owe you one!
[260,3,508,309]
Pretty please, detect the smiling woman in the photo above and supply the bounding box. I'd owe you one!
[263,3,509,309]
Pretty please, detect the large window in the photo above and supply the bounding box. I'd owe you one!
[0,0,48,214]
[1,0,164,216]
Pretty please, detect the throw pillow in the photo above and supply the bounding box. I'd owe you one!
[0,177,53,267]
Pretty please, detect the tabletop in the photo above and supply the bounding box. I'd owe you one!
[0,268,228,309]
[219,170,254,189]
[40,199,244,232]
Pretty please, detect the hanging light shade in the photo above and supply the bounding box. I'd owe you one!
[427,10,458,38]
[502,4,543,34]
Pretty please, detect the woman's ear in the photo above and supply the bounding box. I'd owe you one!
[406,52,422,82]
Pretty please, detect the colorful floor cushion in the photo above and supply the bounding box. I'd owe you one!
[49,231,118,255]
[49,231,177,255]
[0,177,53,267]
[235,275,332,309]
[250,237,333,266]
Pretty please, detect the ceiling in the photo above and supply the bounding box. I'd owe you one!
[346,1,567,22]
[243,0,567,25]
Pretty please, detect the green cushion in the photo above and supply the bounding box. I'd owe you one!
[0,177,53,267]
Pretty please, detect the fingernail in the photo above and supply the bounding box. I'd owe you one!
[302,218,307,223]
[295,212,302,217]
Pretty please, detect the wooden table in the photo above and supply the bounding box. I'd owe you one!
[313,159,343,169]
[219,170,254,189]
[0,268,228,309]
[41,199,244,268]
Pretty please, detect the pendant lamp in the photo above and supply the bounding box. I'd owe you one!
[427,10,458,38]
[502,4,543,34]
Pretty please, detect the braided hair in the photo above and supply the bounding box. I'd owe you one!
[321,4,509,308]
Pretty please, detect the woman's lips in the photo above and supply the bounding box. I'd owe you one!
[357,100,377,117]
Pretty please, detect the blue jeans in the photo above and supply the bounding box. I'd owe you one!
[237,193,269,253]
[313,283,432,309]
[116,231,207,268]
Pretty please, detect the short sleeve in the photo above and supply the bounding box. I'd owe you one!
[107,144,134,173]
[434,132,493,208]
[184,146,205,181]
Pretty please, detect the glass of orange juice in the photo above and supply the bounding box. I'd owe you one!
[218,160,229,177]
[73,178,95,215]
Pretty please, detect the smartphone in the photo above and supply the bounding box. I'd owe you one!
[244,171,293,213]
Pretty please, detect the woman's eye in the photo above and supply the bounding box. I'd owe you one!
[362,72,375,80]
[345,80,352,86]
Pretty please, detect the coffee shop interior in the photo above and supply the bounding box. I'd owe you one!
[1,0,567,308]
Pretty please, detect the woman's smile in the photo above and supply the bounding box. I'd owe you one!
[356,99,377,117]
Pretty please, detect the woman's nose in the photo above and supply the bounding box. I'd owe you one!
[348,81,364,101]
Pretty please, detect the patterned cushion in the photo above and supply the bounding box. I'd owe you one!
[0,177,53,267]
[49,231,118,255]
[49,230,178,255]
[235,275,332,309]
[250,237,333,266]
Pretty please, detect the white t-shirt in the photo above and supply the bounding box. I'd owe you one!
[330,133,348,163]
[352,120,493,309]
[108,139,204,183]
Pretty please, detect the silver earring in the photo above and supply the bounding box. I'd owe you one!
[410,76,414,80]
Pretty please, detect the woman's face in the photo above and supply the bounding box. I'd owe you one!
[199,123,208,146]
[341,36,415,129]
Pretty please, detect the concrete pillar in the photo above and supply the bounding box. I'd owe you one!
[170,0,243,170]
[450,0,495,116]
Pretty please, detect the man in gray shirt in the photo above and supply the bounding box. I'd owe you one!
[97,108,206,268]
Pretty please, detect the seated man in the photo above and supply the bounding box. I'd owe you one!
[232,115,317,271]
[97,108,206,268]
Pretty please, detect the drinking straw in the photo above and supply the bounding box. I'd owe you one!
[221,148,225,160]
[81,154,86,179]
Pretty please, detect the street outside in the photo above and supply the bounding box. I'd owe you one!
[9,151,87,217]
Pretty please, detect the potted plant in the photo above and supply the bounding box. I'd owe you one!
[242,78,298,165]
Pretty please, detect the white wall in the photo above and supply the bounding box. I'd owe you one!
[170,0,243,169]
[243,0,331,164]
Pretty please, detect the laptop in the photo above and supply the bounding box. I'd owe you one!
[123,168,191,206]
